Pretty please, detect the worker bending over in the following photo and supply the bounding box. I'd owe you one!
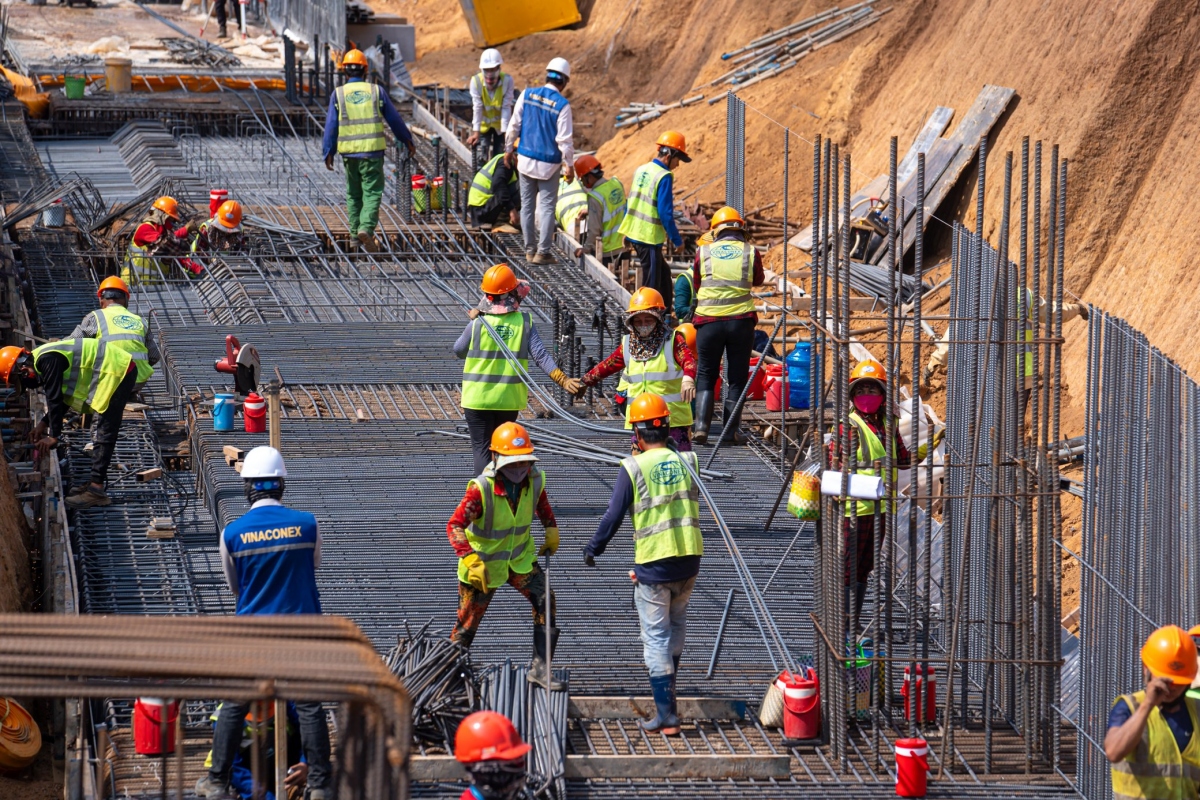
[124,195,200,285]
[618,131,690,308]
[691,206,764,445]
[586,394,703,736]
[454,711,531,800]
[468,153,521,231]
[203,703,308,800]
[322,49,415,253]
[568,154,627,264]
[467,49,514,161]
[196,447,331,799]
[455,263,581,474]
[190,200,247,261]
[506,58,574,265]
[69,276,157,394]
[555,174,587,239]
[1106,625,1200,798]
[447,423,562,690]
[576,288,696,452]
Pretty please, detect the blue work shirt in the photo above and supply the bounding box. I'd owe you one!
[1109,696,1194,753]
[626,158,681,248]
[220,499,322,615]
[321,77,414,160]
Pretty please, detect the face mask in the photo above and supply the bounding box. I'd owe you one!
[500,463,530,483]
[853,394,884,415]
[633,320,657,338]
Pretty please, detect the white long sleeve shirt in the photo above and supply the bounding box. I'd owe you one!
[470,72,515,133]
[505,84,574,181]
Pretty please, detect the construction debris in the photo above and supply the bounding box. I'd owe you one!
[159,37,242,69]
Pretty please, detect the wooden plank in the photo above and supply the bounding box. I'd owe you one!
[896,106,954,184]
[869,137,960,264]
[568,696,746,721]
[790,175,887,251]
[409,756,467,781]
[566,754,791,780]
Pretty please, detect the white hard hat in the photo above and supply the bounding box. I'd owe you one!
[480,48,502,70]
[546,57,570,78]
[241,446,287,479]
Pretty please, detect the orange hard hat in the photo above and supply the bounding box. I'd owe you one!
[152,196,180,220]
[675,323,696,352]
[1142,625,1198,685]
[214,200,243,231]
[491,422,535,457]
[710,205,744,231]
[849,359,886,392]
[0,346,29,385]
[342,49,368,68]
[628,287,666,314]
[628,393,670,426]
[481,263,519,295]
[455,711,531,764]
[574,154,602,177]
[655,130,691,162]
[245,703,276,724]
[97,276,130,299]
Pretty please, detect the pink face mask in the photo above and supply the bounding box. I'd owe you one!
[853,394,884,415]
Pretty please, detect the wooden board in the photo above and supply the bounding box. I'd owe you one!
[869,136,961,264]
[896,105,954,184]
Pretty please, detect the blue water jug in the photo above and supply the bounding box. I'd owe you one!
[787,342,814,410]
[213,393,236,431]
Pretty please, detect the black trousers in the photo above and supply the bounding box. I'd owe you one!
[92,368,137,486]
[465,408,520,475]
[214,0,243,31]
[695,317,756,409]
[477,129,505,162]
[208,699,331,792]
[631,241,673,311]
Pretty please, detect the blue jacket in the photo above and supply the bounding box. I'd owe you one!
[321,77,413,160]
[516,85,569,165]
[221,500,322,615]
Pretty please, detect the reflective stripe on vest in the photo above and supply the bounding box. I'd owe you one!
[617,161,669,245]
[1111,691,1200,800]
[586,176,628,254]
[33,337,132,415]
[844,412,897,517]
[468,154,514,207]
[94,306,153,384]
[461,311,532,411]
[1019,288,1034,378]
[619,333,692,428]
[696,240,755,316]
[459,469,545,589]
[123,219,168,286]
[336,83,386,154]
[621,449,703,565]
[556,178,588,232]
[472,72,507,133]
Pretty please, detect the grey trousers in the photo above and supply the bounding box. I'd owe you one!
[519,172,558,255]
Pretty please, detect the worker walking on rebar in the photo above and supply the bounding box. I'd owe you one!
[197,446,332,799]
[617,131,691,308]
[322,49,415,254]
[505,57,574,266]
[1106,625,1200,798]
[447,422,563,690]
[68,276,158,391]
[213,0,243,40]
[468,153,521,231]
[575,288,696,453]
[0,338,135,510]
[569,154,627,265]
[690,206,764,446]
[455,263,582,474]
[123,195,200,286]
[585,393,703,737]
[827,360,910,637]
[467,49,514,162]
[454,711,531,800]
[189,199,248,263]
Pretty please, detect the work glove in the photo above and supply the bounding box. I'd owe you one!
[539,526,559,557]
[584,552,596,567]
[915,428,946,462]
[550,368,585,397]
[681,375,696,403]
[461,553,488,592]
[324,152,335,171]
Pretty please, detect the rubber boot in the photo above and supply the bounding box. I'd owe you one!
[692,390,715,445]
[722,401,749,445]
[639,675,680,735]
[528,624,565,690]
[217,24,228,38]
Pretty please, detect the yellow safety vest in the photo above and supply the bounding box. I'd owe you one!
[471,72,508,134]
[468,154,516,208]
[696,239,755,317]
[555,178,587,234]
[618,161,670,245]
[619,333,692,429]
[621,448,703,565]
[585,176,628,255]
[1111,692,1200,800]
[123,218,171,287]
[460,311,531,411]
[90,305,153,385]
[458,469,545,589]
[843,412,898,517]
[335,82,386,154]
[33,338,132,415]
[1019,288,1034,378]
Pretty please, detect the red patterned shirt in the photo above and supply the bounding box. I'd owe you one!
[581,331,696,387]
[446,477,557,557]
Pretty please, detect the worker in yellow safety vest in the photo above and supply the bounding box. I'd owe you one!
[617,130,690,308]
[468,153,521,231]
[322,49,416,253]
[123,195,199,286]
[585,393,703,737]
[446,422,563,690]
[1106,625,1200,800]
[0,339,136,510]
[555,175,588,237]
[466,48,514,161]
[454,263,582,474]
[565,154,627,265]
[69,276,157,389]
[190,199,248,260]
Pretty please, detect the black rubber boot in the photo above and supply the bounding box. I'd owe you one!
[639,675,680,735]
[722,401,749,445]
[528,624,565,690]
[692,390,715,444]
[853,582,869,641]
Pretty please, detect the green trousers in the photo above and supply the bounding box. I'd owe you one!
[343,156,386,236]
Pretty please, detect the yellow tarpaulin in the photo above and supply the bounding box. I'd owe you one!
[2,65,50,118]
[457,0,580,47]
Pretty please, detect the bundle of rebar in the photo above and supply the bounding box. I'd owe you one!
[478,660,567,799]
[383,623,477,751]
[614,95,704,129]
[159,38,242,69]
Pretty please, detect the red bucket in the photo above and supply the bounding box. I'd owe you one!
[411,174,428,190]
[133,698,179,755]
[243,391,266,434]
[209,188,228,216]
[746,357,767,400]
[902,665,937,723]
[895,737,929,797]
[764,364,788,412]
[780,667,820,740]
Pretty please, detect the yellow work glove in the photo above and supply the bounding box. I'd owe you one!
[550,368,585,397]
[461,553,488,592]
[539,527,559,557]
[915,429,945,462]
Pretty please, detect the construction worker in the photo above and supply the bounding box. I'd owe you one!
[0,339,134,509]
[570,154,627,264]
[467,49,514,161]
[673,268,695,322]
[617,131,691,308]
[576,288,696,452]
[190,199,248,260]
[196,446,331,799]
[585,393,703,736]
[1106,625,1200,798]
[468,153,521,231]
[68,276,158,390]
[505,57,574,265]
[455,263,582,474]
[454,711,531,800]
[555,175,587,238]
[446,422,562,690]
[203,703,308,800]
[691,206,764,445]
[827,360,910,635]
[322,49,416,254]
[123,196,200,286]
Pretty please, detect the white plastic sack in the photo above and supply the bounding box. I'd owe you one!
[821,470,884,500]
